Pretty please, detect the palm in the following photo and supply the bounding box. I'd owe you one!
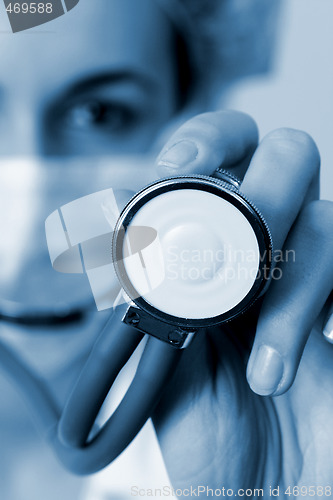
[153,309,333,495]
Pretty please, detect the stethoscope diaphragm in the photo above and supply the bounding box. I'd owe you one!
[113,172,273,337]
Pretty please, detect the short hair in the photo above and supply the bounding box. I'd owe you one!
[158,0,282,106]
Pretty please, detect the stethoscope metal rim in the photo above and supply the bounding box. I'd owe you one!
[113,175,273,328]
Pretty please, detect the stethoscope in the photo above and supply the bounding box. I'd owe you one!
[0,169,272,475]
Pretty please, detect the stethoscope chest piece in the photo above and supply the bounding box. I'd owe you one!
[30,169,273,474]
[113,172,272,346]
[21,170,274,473]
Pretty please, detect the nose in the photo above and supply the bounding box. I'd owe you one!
[1,100,49,157]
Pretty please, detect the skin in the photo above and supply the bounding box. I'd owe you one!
[0,0,332,498]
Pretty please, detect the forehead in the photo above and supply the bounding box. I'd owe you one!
[0,0,173,95]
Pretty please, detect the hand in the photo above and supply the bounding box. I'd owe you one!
[152,111,333,495]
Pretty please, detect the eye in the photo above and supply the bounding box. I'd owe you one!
[65,100,137,132]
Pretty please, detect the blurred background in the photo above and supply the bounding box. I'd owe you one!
[227,0,333,200]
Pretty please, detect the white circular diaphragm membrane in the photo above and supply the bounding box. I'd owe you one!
[122,189,260,320]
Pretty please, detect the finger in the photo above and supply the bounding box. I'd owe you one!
[156,110,258,178]
[241,128,320,251]
[247,200,333,396]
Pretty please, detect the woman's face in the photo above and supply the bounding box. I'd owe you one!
[0,0,180,375]
[0,0,178,157]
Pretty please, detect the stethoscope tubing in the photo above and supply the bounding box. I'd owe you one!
[0,306,182,475]
[58,306,145,448]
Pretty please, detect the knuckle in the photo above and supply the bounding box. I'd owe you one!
[264,128,320,171]
[185,110,258,140]
[179,112,222,141]
[196,109,250,124]
[193,112,224,138]
[302,200,333,238]
[188,110,232,135]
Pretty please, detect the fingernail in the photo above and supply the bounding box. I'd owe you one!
[247,345,284,396]
[323,313,333,343]
[157,141,198,169]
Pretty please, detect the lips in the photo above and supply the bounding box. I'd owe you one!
[0,297,88,326]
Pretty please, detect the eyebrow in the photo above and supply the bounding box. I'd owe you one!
[64,70,157,98]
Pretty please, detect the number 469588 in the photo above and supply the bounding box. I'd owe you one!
[6,3,53,14]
